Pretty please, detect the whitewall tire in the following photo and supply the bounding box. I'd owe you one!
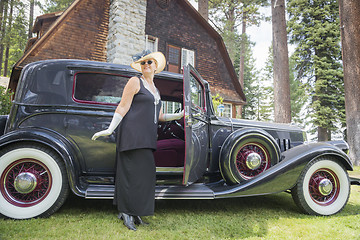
[0,144,68,219]
[291,157,350,216]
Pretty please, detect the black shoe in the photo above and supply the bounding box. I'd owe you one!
[118,213,137,231]
[134,216,149,225]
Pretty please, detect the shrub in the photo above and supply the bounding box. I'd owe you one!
[0,86,13,115]
[212,94,224,116]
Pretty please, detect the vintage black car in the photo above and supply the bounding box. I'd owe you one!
[0,59,358,219]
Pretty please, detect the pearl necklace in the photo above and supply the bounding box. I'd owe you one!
[140,76,161,124]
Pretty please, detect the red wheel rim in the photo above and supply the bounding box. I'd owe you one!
[308,168,340,206]
[0,159,52,207]
[236,142,270,179]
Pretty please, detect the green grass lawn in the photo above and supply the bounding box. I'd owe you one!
[1,167,359,240]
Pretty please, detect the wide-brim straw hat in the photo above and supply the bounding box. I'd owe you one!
[130,50,166,74]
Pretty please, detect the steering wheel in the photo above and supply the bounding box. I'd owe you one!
[161,108,184,139]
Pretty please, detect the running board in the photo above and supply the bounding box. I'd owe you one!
[85,184,215,199]
[155,184,214,199]
[350,177,360,186]
[86,185,114,199]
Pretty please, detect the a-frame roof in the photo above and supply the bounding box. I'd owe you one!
[11,0,245,103]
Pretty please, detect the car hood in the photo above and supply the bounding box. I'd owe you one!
[213,116,303,133]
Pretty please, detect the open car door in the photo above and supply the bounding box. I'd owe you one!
[183,65,209,185]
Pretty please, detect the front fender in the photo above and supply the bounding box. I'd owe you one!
[0,128,86,197]
[0,115,8,136]
[213,142,352,198]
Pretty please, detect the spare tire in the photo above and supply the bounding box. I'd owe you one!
[219,128,281,185]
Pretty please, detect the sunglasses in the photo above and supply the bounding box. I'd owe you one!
[140,60,153,65]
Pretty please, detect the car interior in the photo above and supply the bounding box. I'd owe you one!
[73,71,187,171]
[154,77,185,169]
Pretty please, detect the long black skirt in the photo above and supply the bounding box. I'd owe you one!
[113,148,156,216]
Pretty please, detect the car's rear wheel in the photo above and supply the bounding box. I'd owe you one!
[0,143,68,219]
[291,157,350,215]
[219,129,281,185]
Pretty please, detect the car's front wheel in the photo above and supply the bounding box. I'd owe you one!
[0,143,68,219]
[291,157,350,216]
[219,129,281,185]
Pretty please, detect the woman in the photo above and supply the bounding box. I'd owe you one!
[92,50,183,231]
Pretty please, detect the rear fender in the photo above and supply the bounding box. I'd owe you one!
[0,128,86,197]
[326,140,350,154]
[213,142,352,198]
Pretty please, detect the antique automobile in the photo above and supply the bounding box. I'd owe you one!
[0,59,358,220]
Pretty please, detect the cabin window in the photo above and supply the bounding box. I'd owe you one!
[168,45,181,73]
[222,103,232,117]
[181,48,195,70]
[167,44,195,73]
[146,35,158,52]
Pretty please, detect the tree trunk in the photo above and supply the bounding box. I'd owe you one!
[318,127,330,141]
[0,0,8,76]
[3,0,13,77]
[224,7,236,61]
[271,0,291,123]
[0,2,4,74]
[238,15,246,118]
[28,0,35,39]
[239,16,246,90]
[198,0,208,21]
[0,1,4,34]
[339,0,360,166]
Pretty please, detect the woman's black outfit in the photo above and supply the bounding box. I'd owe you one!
[114,77,161,216]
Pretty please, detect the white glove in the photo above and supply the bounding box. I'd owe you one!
[92,113,123,140]
[163,110,184,122]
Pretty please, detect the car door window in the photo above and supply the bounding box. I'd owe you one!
[189,74,204,112]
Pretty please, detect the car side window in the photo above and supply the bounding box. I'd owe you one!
[189,74,203,111]
[22,69,67,105]
[73,72,128,105]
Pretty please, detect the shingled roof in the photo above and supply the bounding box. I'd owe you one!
[14,0,109,69]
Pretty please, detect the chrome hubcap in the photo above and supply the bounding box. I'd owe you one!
[14,172,37,194]
[246,152,262,170]
[318,178,333,196]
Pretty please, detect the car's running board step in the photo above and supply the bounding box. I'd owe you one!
[86,185,115,199]
[85,184,215,199]
[155,184,214,199]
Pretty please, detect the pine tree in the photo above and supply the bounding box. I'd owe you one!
[40,0,74,13]
[208,0,269,73]
[0,0,27,77]
[287,0,345,141]
[234,37,273,121]
[289,55,308,125]
[234,37,258,119]
[260,46,275,122]
[260,45,308,124]
[8,2,27,74]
